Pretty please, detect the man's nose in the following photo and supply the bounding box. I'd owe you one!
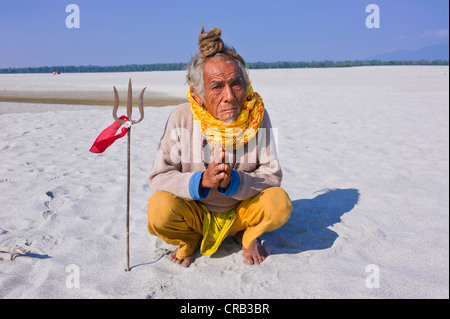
[223,85,235,102]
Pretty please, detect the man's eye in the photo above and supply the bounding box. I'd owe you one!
[231,79,243,87]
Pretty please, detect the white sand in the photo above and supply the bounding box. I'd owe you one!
[0,66,448,299]
[0,70,188,97]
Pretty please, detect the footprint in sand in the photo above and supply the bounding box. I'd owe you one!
[43,190,65,211]
[40,210,57,225]
[39,190,66,228]
[239,271,272,295]
[0,177,21,184]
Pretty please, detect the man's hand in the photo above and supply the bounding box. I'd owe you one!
[200,145,232,189]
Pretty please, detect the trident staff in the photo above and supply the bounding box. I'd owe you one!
[90,78,146,272]
[112,79,146,272]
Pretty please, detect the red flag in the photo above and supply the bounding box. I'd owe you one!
[89,115,130,153]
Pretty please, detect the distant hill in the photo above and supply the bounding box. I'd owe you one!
[366,43,449,61]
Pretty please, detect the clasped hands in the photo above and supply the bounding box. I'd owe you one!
[200,144,231,190]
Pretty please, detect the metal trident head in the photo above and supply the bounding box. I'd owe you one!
[112,78,146,125]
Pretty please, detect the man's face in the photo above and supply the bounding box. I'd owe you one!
[198,56,246,123]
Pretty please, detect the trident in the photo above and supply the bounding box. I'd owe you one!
[112,79,146,272]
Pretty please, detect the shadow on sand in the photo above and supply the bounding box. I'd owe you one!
[138,188,360,266]
[262,188,360,255]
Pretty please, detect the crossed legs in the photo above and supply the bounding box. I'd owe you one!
[147,187,292,267]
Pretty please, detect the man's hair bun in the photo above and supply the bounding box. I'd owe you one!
[197,27,246,67]
[198,27,225,59]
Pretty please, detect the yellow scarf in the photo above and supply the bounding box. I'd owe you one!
[187,83,265,150]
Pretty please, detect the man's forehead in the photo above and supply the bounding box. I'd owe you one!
[203,57,242,82]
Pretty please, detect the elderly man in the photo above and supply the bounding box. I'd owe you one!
[147,28,292,267]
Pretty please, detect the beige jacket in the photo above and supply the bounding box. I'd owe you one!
[149,103,282,213]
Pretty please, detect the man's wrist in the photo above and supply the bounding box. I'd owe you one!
[218,170,240,197]
[189,171,210,200]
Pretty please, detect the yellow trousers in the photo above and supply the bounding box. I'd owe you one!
[147,187,293,259]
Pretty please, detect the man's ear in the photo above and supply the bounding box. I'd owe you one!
[191,87,204,106]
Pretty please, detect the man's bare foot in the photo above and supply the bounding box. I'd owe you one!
[169,243,200,267]
[234,231,268,265]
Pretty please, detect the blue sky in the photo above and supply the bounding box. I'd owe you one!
[0,0,448,68]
